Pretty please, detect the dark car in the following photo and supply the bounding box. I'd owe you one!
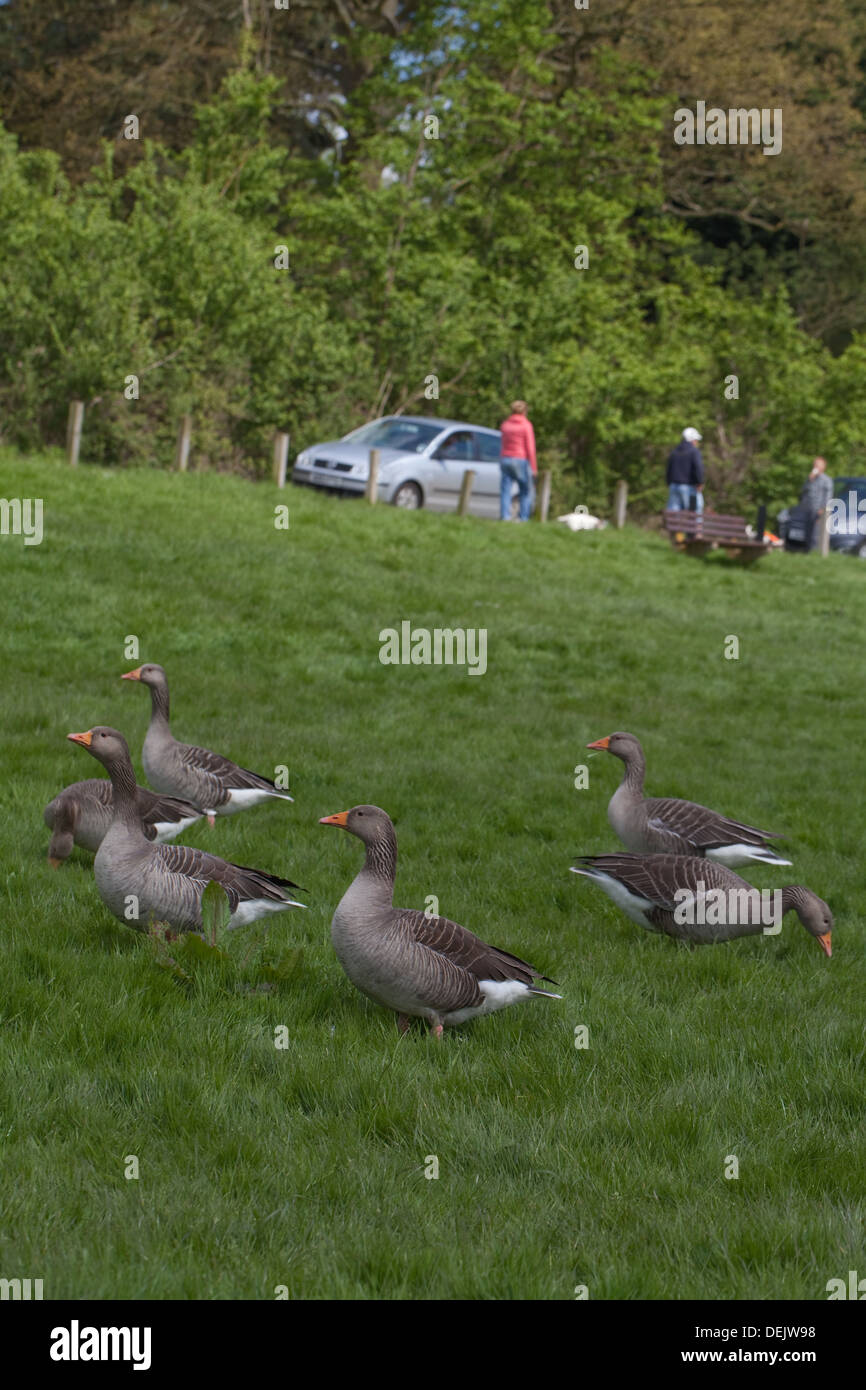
[778,475,866,555]
[827,476,866,556]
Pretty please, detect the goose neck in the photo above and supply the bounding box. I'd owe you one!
[359,828,398,903]
[149,681,170,729]
[621,748,645,795]
[107,754,144,828]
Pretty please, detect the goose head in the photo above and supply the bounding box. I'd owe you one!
[319,805,393,844]
[67,726,132,770]
[786,886,833,957]
[121,662,167,690]
[586,731,642,762]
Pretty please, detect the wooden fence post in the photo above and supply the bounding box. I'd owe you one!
[175,414,192,472]
[537,469,552,523]
[614,479,628,529]
[66,400,84,467]
[817,510,830,557]
[365,448,380,503]
[273,431,290,487]
[457,469,476,516]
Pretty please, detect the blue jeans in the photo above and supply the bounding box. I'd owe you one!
[500,457,533,521]
[667,484,704,513]
[667,483,692,511]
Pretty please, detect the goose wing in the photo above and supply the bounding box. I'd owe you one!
[573,852,743,909]
[154,841,302,910]
[395,908,555,985]
[644,796,780,851]
[136,789,202,838]
[176,741,277,792]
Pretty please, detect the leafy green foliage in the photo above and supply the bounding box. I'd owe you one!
[1,5,865,511]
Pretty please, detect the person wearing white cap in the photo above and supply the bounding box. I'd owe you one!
[666,427,704,512]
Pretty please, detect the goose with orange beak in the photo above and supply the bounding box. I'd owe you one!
[320,805,560,1037]
[122,663,293,825]
[587,731,791,867]
[67,727,305,934]
[571,852,832,956]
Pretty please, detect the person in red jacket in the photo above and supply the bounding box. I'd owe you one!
[499,400,537,521]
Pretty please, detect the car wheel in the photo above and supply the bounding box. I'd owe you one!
[392,481,423,510]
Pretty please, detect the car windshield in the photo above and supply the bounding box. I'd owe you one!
[346,418,443,453]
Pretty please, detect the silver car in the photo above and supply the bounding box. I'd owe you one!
[292,415,532,519]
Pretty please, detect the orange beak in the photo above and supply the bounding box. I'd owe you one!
[319,811,349,827]
[121,667,142,681]
[818,932,832,958]
[586,736,611,751]
[67,730,93,747]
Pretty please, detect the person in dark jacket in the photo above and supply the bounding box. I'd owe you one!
[666,427,703,512]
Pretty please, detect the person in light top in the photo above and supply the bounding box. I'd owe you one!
[499,400,536,522]
[799,456,833,549]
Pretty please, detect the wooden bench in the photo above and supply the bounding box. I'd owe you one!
[663,508,772,564]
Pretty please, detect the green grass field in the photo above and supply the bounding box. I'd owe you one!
[1,449,863,1300]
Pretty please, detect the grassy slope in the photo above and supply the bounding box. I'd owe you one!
[0,449,862,1300]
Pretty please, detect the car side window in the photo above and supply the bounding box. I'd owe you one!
[474,432,502,462]
[438,431,477,461]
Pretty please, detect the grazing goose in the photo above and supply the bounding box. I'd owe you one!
[44,778,201,866]
[587,731,791,866]
[122,663,293,823]
[571,852,832,955]
[67,727,305,934]
[320,805,561,1036]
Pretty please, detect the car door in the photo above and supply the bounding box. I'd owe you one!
[468,430,504,517]
[427,430,478,510]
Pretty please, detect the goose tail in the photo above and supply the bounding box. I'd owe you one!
[705,844,792,868]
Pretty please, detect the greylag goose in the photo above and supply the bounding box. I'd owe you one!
[320,805,561,1036]
[67,728,305,933]
[122,663,293,823]
[587,732,791,866]
[44,778,201,866]
[571,852,832,954]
